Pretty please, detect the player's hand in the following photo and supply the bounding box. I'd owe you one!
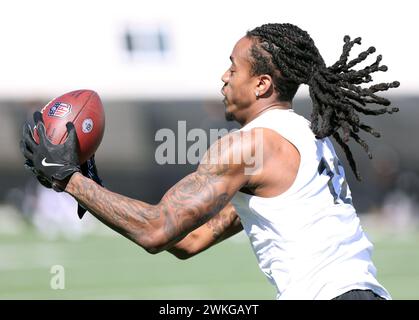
[20,111,81,192]
[77,155,104,219]
[24,159,53,189]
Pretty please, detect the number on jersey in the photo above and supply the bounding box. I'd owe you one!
[318,157,352,205]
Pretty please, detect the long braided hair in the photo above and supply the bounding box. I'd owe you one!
[247,23,399,180]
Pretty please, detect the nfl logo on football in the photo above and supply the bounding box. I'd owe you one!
[48,102,72,118]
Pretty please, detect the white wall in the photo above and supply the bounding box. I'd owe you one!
[0,0,416,99]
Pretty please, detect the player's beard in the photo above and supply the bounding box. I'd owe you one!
[225,111,234,121]
[223,98,234,122]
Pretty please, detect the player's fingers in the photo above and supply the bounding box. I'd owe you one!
[22,123,38,150]
[23,160,41,179]
[35,121,50,145]
[32,111,52,146]
[20,139,33,160]
[65,122,79,147]
[33,111,44,125]
[23,159,34,171]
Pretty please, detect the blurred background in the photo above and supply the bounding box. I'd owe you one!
[0,0,418,299]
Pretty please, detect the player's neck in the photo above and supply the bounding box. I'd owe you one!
[242,101,292,126]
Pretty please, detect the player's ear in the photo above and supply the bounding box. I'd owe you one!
[256,74,273,96]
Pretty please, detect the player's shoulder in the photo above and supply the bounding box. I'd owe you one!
[198,130,258,173]
[215,129,262,157]
[244,126,291,151]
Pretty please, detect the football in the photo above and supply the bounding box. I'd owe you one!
[34,89,105,164]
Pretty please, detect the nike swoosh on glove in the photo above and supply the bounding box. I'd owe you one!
[20,111,81,192]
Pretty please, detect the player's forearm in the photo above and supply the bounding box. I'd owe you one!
[65,154,240,254]
[65,172,166,252]
[167,203,243,259]
[167,223,243,259]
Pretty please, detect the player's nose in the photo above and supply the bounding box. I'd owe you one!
[221,69,229,84]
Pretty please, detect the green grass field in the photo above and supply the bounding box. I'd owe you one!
[1,225,419,300]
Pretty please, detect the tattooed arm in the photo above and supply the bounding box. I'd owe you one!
[167,202,243,259]
[65,132,252,254]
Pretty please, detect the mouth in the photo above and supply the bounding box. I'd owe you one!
[221,88,227,106]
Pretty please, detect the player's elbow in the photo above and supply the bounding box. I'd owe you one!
[146,243,196,258]
[166,236,202,260]
[139,231,171,255]
[167,247,196,260]
[142,242,166,255]
[144,245,162,255]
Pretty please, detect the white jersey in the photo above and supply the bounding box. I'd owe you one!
[231,108,390,300]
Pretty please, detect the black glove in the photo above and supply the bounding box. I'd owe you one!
[24,154,104,219]
[77,155,104,219]
[20,111,81,192]
[24,159,53,189]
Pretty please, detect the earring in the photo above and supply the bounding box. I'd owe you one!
[255,91,259,97]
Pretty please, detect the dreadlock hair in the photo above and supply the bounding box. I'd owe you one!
[247,23,400,181]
